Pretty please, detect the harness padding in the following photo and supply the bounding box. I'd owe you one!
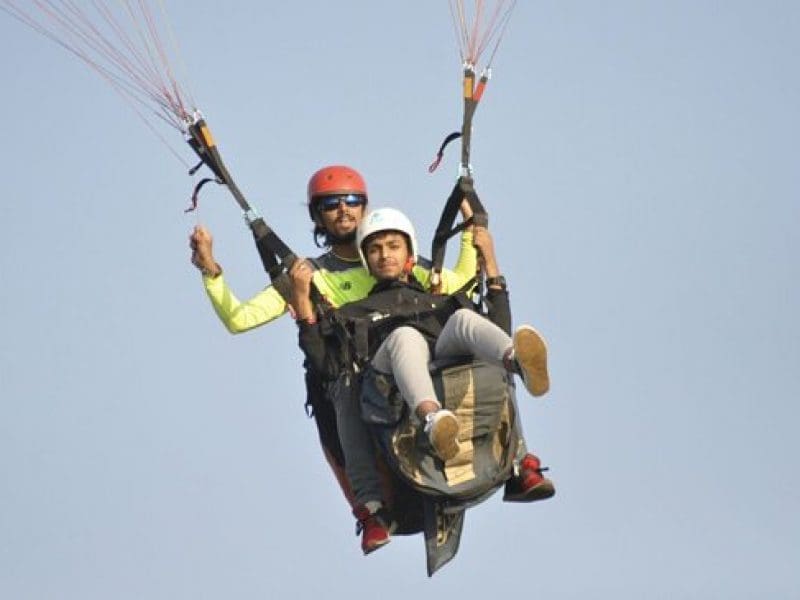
[360,358,521,575]
[362,358,519,501]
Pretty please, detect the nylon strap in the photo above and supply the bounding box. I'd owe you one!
[460,68,488,175]
[428,132,462,173]
[186,119,299,303]
[430,176,488,284]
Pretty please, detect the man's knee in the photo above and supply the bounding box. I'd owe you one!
[449,308,479,334]
[385,326,426,350]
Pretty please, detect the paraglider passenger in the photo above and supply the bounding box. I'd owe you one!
[293,208,555,554]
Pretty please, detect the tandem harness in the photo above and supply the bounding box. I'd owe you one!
[318,281,475,377]
[316,284,520,577]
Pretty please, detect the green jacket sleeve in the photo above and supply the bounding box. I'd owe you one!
[202,273,288,334]
[443,229,477,292]
[451,231,478,290]
[414,230,477,293]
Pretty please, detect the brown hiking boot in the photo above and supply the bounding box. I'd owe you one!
[512,325,550,397]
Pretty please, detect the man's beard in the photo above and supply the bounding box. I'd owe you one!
[326,230,357,245]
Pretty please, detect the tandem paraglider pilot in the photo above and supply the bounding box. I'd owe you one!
[291,207,556,556]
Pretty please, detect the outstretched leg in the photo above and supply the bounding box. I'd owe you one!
[372,327,460,461]
[435,309,549,397]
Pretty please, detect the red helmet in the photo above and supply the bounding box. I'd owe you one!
[307,165,367,210]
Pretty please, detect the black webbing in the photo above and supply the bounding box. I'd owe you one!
[184,177,218,213]
[461,99,478,174]
[185,120,299,303]
[430,176,488,278]
[248,218,300,304]
[428,132,462,173]
[248,217,298,272]
[252,230,294,301]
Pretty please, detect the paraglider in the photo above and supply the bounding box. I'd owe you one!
[283,1,554,575]
[2,0,554,576]
[293,204,554,574]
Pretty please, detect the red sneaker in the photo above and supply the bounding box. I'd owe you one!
[353,504,393,555]
[503,453,556,503]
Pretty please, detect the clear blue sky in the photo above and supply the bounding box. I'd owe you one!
[1,2,798,598]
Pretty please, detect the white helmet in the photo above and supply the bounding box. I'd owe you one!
[356,207,419,269]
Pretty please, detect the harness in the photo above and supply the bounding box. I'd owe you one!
[430,175,488,296]
[320,282,473,375]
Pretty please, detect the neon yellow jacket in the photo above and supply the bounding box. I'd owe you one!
[202,231,477,333]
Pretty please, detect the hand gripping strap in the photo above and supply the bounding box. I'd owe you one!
[247,217,301,304]
[430,176,488,278]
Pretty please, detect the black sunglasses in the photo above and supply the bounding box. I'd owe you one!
[316,194,366,212]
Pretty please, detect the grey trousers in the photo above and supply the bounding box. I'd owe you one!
[371,308,513,411]
[330,373,383,507]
